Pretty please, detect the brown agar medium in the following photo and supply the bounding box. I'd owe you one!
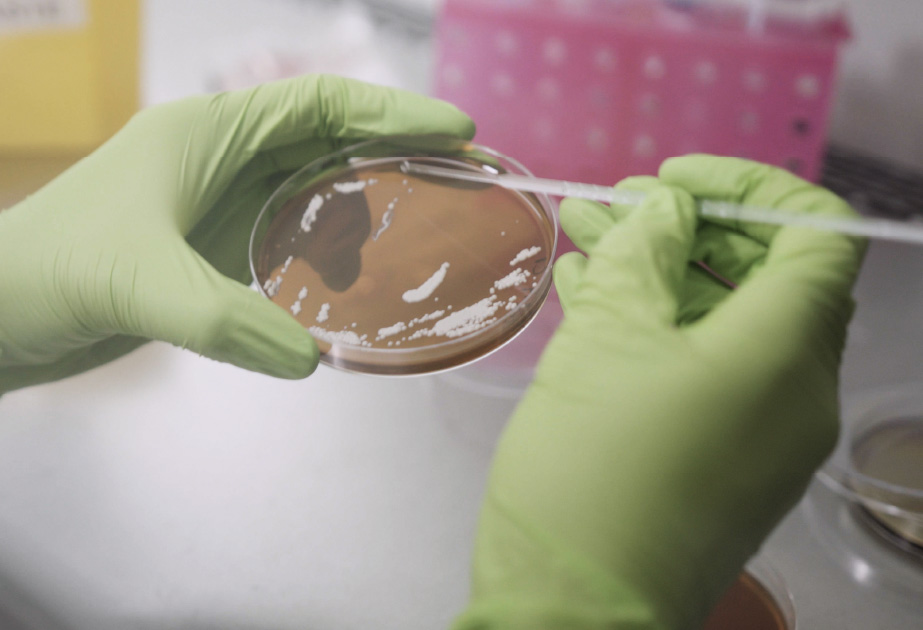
[250,142,556,376]
[703,571,793,630]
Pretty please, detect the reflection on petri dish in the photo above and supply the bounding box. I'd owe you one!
[850,416,923,548]
[704,564,795,630]
[249,135,557,376]
[818,384,923,556]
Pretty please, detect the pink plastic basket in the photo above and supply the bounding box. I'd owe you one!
[434,0,850,187]
[434,1,850,377]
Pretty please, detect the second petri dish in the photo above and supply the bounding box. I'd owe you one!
[703,560,796,630]
[249,135,557,376]
[818,383,923,556]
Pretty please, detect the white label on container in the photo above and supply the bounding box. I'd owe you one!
[0,0,86,34]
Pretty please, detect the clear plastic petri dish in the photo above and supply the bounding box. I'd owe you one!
[817,383,923,555]
[249,135,557,376]
[703,559,797,630]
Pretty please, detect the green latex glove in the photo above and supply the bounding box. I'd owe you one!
[0,75,474,394]
[453,156,866,629]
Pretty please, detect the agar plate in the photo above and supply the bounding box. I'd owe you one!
[817,384,923,555]
[704,559,796,630]
[249,135,557,376]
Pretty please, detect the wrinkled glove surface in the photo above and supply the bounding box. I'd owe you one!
[454,156,866,630]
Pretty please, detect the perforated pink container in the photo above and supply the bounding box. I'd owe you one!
[434,0,850,378]
[434,0,850,187]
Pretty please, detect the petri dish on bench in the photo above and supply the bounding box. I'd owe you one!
[817,383,923,556]
[249,135,557,376]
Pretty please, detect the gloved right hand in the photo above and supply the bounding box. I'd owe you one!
[453,156,866,630]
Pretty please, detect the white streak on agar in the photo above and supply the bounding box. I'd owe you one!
[510,246,541,265]
[298,286,308,300]
[317,303,330,323]
[432,296,501,338]
[309,327,370,347]
[263,275,283,297]
[281,255,294,273]
[373,197,398,241]
[333,180,371,194]
[495,268,531,290]
[301,194,324,232]
[412,309,445,325]
[291,301,302,315]
[377,321,407,340]
[402,262,450,303]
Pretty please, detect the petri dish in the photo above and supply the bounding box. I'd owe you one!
[703,560,796,630]
[817,384,923,555]
[249,135,557,376]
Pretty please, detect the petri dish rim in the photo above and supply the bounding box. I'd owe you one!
[248,134,558,376]
[817,382,923,534]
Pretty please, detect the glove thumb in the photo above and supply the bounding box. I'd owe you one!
[128,242,319,379]
[574,185,698,329]
[552,252,589,316]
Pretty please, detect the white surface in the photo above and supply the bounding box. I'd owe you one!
[3,238,923,629]
[0,346,518,629]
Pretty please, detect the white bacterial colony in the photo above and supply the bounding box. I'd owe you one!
[431,296,503,338]
[373,196,400,241]
[309,326,371,348]
[301,178,379,233]
[495,268,531,291]
[316,303,330,323]
[333,178,377,194]
[301,194,324,232]
[375,309,447,342]
[402,262,450,303]
[510,246,541,266]
[290,286,308,316]
[377,321,407,340]
[263,275,283,297]
[281,255,294,273]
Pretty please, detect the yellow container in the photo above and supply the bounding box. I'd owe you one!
[0,0,140,206]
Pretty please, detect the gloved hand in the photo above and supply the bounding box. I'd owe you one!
[0,75,474,394]
[453,156,866,629]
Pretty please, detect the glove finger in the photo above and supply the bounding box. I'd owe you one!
[690,224,863,374]
[578,184,698,328]
[559,198,617,254]
[125,242,319,379]
[552,252,589,316]
[559,176,661,253]
[610,175,661,214]
[677,264,734,326]
[660,154,859,247]
[689,222,768,286]
[209,74,474,159]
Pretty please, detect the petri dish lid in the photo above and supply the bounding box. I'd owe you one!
[249,135,558,376]
[816,383,923,551]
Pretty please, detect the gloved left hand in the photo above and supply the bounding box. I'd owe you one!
[0,75,475,394]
